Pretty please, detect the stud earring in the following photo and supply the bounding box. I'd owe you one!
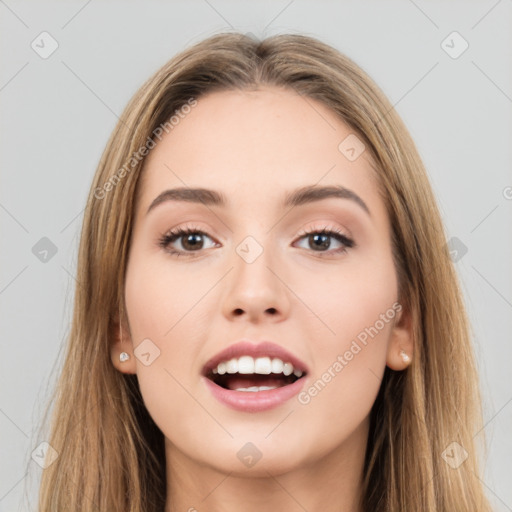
[119,352,130,362]
[400,349,411,364]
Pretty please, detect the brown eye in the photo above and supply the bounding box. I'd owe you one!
[294,227,354,255]
[159,227,217,256]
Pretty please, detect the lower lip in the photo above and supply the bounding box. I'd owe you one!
[202,375,306,412]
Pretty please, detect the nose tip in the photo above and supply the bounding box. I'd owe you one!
[222,239,291,323]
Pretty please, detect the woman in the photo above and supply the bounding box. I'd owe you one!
[36,32,491,511]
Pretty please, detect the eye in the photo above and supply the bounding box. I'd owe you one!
[158,224,355,258]
[158,225,217,257]
[293,226,354,256]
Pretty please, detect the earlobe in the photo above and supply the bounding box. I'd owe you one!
[110,314,137,375]
[386,302,414,371]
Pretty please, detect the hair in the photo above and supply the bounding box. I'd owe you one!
[33,31,491,511]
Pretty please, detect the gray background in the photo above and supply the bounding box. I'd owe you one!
[1,1,511,510]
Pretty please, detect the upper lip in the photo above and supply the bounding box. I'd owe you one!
[202,340,309,376]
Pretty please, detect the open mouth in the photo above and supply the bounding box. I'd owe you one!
[204,356,307,392]
[208,372,302,392]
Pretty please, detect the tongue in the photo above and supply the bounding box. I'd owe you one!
[225,375,290,391]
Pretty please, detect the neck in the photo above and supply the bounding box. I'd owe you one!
[164,423,367,512]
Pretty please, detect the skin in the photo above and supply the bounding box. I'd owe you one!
[110,86,413,512]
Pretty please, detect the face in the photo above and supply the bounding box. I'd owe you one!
[112,86,412,476]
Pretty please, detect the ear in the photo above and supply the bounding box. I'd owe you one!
[385,301,414,371]
[110,311,137,375]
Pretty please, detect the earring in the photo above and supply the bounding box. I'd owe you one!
[400,349,411,364]
[120,352,130,362]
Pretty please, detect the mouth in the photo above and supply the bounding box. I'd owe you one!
[201,340,309,412]
[205,355,306,392]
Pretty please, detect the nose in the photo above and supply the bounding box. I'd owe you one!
[221,238,291,324]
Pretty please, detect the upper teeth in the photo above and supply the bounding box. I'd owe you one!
[212,356,303,378]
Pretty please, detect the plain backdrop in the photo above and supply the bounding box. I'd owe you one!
[1,1,511,510]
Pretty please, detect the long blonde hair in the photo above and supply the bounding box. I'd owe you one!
[34,32,491,511]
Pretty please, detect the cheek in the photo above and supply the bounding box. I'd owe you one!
[293,253,398,426]
[123,253,211,444]
[124,251,214,344]
[304,250,398,354]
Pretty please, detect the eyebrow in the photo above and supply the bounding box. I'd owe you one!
[146,185,371,217]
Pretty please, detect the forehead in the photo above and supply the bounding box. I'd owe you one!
[138,86,381,215]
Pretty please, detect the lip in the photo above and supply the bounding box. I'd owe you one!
[201,339,309,413]
[202,374,307,412]
[202,340,310,375]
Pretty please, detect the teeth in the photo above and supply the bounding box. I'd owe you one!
[235,385,278,392]
[238,356,254,374]
[215,361,226,375]
[283,362,293,376]
[210,356,304,377]
[254,357,272,374]
[226,358,238,374]
[271,358,284,373]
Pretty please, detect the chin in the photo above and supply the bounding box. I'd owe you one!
[204,445,309,477]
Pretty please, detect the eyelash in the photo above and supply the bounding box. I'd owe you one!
[158,224,355,258]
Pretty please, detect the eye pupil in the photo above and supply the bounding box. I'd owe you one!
[310,233,330,250]
[183,233,203,250]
